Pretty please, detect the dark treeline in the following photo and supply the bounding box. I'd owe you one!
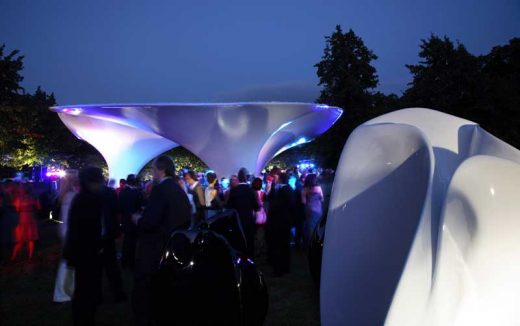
[0,45,103,174]
[281,25,520,169]
[1,25,519,173]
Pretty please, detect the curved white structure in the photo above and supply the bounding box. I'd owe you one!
[321,108,520,326]
[50,103,342,180]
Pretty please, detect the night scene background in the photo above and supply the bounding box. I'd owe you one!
[0,1,519,325]
[0,0,519,173]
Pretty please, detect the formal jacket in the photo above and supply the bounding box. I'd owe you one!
[227,183,260,227]
[135,177,191,274]
[101,186,120,241]
[119,185,144,234]
[63,191,103,267]
[267,184,296,229]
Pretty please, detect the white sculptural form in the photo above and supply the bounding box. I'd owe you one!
[50,102,342,180]
[321,108,520,326]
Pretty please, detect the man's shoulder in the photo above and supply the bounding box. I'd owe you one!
[160,179,187,195]
[230,184,253,196]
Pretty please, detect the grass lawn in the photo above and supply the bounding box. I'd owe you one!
[0,221,320,325]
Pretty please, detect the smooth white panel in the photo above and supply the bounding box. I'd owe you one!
[321,123,432,325]
[322,108,520,326]
[57,113,178,182]
[428,156,520,325]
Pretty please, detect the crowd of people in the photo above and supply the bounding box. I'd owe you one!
[0,155,335,325]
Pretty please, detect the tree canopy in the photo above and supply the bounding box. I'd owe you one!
[275,25,397,168]
[402,35,520,148]
[0,45,104,171]
[0,45,24,105]
[273,29,519,170]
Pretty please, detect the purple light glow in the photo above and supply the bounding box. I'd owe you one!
[46,169,66,178]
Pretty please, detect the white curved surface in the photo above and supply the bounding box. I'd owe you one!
[58,113,178,182]
[427,155,520,325]
[50,103,342,180]
[321,123,432,325]
[321,108,520,326]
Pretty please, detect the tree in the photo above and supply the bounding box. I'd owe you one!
[478,38,520,147]
[0,44,25,105]
[309,25,382,168]
[315,25,379,109]
[402,35,520,149]
[0,45,103,171]
[401,35,482,117]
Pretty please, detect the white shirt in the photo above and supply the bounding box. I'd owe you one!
[205,183,217,207]
[189,181,199,191]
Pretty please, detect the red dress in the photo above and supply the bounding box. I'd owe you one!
[13,196,40,242]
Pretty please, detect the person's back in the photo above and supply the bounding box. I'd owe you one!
[101,186,120,240]
[304,189,323,214]
[64,182,103,265]
[228,183,258,221]
[63,166,105,326]
[119,186,144,231]
[133,156,192,326]
[265,173,295,275]
[269,183,295,227]
[135,178,191,281]
[100,185,127,302]
[227,168,259,256]
[119,181,144,268]
[302,174,324,247]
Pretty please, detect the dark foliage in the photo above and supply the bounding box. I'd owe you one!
[275,31,519,170]
[0,44,104,171]
[402,35,520,148]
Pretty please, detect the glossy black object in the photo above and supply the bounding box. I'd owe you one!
[308,214,327,286]
[153,228,268,325]
[201,209,247,254]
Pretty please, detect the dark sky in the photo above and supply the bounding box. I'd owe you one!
[1,0,518,105]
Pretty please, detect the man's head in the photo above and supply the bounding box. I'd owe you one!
[206,172,217,185]
[119,178,126,188]
[152,155,176,182]
[237,167,249,183]
[229,175,239,188]
[183,170,197,185]
[79,166,105,194]
[126,174,137,186]
[278,172,289,185]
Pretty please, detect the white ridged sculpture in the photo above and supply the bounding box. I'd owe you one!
[50,103,342,180]
[321,108,520,326]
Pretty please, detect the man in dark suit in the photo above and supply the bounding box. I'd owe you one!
[119,174,144,269]
[100,183,127,302]
[227,167,260,257]
[266,172,295,276]
[132,155,191,326]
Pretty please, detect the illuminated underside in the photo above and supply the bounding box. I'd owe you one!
[50,103,342,180]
